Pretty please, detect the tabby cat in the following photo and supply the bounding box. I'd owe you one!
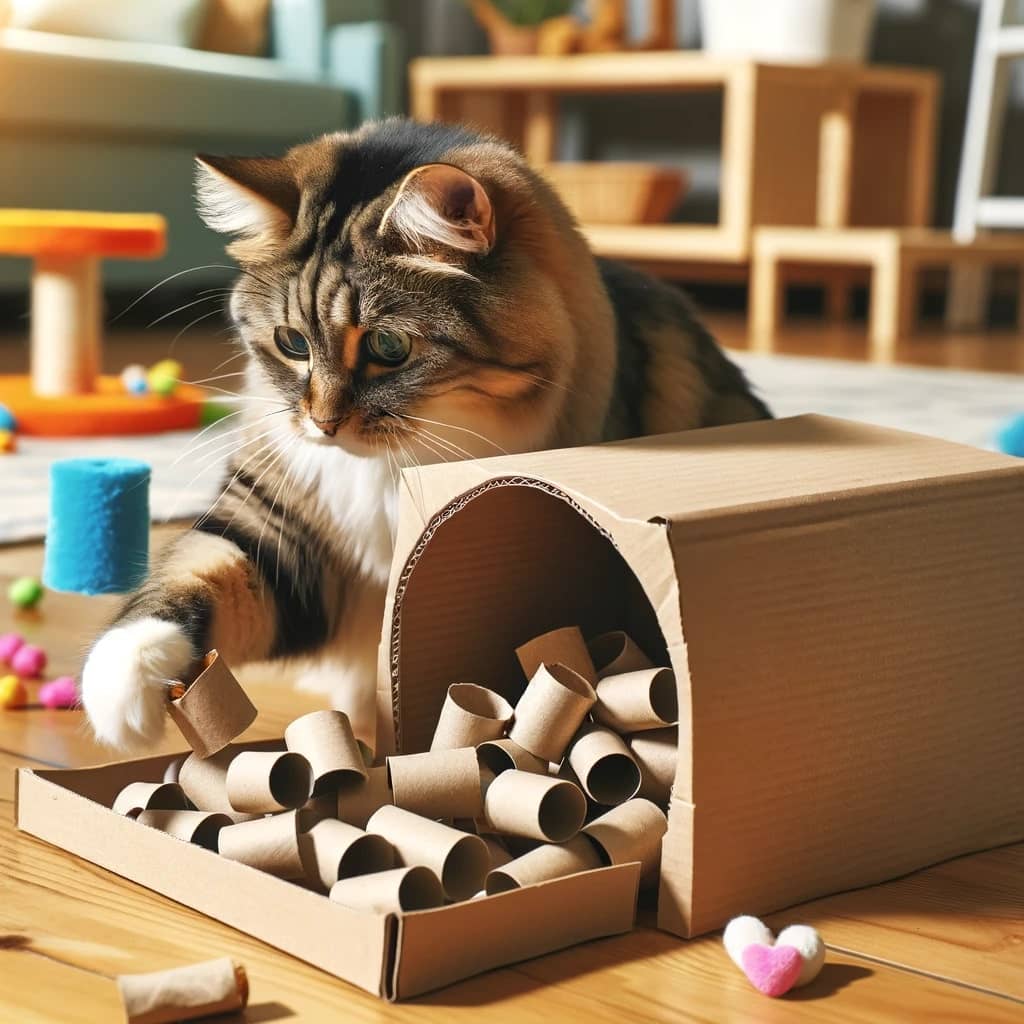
[82,119,768,751]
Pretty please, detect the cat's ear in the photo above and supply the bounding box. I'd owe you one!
[194,154,299,257]
[379,163,495,257]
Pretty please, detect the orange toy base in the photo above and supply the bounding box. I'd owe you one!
[0,375,206,436]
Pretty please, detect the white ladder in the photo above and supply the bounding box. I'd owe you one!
[949,0,1024,327]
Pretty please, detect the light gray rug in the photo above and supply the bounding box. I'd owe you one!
[1,353,1020,544]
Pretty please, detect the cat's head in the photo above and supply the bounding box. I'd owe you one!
[195,120,594,462]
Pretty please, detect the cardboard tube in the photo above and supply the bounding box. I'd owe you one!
[217,810,306,879]
[515,626,598,686]
[627,727,678,806]
[588,630,655,678]
[112,782,188,819]
[582,798,668,881]
[329,866,444,914]
[117,957,248,1024]
[386,747,483,820]
[367,805,490,901]
[593,667,678,733]
[485,835,603,894]
[336,764,393,829]
[167,650,257,759]
[225,751,312,813]
[476,737,548,775]
[567,724,642,806]
[303,818,396,890]
[284,710,367,794]
[430,683,513,751]
[509,663,596,764]
[162,757,184,785]
[482,770,586,843]
[136,809,233,851]
[178,747,236,812]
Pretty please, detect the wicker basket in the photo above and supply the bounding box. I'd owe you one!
[543,162,688,225]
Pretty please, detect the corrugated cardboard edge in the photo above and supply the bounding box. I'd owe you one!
[390,863,641,1001]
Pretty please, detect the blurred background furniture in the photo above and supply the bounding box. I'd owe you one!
[0,0,403,291]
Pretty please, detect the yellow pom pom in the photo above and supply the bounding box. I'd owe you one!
[147,359,183,386]
[0,674,27,709]
[0,429,17,453]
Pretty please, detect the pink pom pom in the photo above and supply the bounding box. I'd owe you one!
[0,632,25,663]
[11,643,46,678]
[39,676,78,709]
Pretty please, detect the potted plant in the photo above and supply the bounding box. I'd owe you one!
[467,0,575,55]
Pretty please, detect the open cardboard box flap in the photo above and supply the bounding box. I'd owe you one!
[15,748,639,1001]
[378,414,1024,936]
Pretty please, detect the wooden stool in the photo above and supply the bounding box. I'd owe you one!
[750,227,1024,362]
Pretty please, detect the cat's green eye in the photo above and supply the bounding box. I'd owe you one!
[365,329,412,366]
[274,326,309,360]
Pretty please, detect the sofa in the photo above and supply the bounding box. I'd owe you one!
[0,0,403,290]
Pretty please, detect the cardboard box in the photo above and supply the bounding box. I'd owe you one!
[15,741,639,1000]
[376,414,1024,937]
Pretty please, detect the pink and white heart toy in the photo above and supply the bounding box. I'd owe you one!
[723,916,825,997]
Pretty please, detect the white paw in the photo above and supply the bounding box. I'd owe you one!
[81,617,194,752]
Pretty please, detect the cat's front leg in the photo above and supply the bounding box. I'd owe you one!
[81,529,276,751]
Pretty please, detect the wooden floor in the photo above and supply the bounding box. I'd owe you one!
[1,530,1022,1022]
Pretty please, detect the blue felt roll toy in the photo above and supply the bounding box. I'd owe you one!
[43,457,151,595]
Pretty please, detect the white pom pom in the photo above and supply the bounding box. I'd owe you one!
[723,915,774,968]
[775,924,825,986]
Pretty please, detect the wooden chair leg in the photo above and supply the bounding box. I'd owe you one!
[868,249,907,363]
[749,251,783,354]
[945,264,989,330]
[824,271,850,321]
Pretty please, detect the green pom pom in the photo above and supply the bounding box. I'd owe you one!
[9,576,43,609]
[149,373,177,397]
[200,401,233,426]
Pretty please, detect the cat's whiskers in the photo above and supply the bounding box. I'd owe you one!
[173,413,280,468]
[170,408,245,465]
[399,413,510,456]
[168,307,230,353]
[255,434,299,571]
[183,371,248,388]
[147,293,225,330]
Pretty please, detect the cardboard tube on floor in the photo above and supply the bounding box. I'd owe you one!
[177,747,236,812]
[593,667,679,734]
[367,805,490,901]
[430,683,513,751]
[217,810,306,879]
[167,650,257,759]
[587,630,655,678]
[476,737,548,775]
[136,809,233,851]
[482,769,586,843]
[303,818,396,890]
[515,626,597,686]
[485,835,603,894]
[336,764,393,828]
[117,957,248,1024]
[111,782,188,818]
[509,663,596,764]
[225,751,312,813]
[329,865,444,914]
[284,710,367,794]
[386,747,483,820]
[567,724,642,806]
[627,727,678,806]
[582,798,668,881]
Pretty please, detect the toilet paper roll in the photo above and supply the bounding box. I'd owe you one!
[482,769,586,843]
[167,650,257,759]
[117,957,248,1024]
[485,835,603,894]
[587,631,655,678]
[329,866,444,914]
[567,724,642,806]
[386,747,483,819]
[430,683,513,751]
[627,727,678,806]
[178,747,236,812]
[476,737,548,776]
[136,809,233,851]
[225,751,312,813]
[162,757,184,785]
[302,818,396,890]
[593,667,678,733]
[582,798,668,881]
[112,782,188,819]
[515,626,597,686]
[336,765,393,828]
[508,663,596,764]
[284,710,367,794]
[217,810,306,879]
[366,805,490,901]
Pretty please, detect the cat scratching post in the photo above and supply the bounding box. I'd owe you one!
[0,210,207,436]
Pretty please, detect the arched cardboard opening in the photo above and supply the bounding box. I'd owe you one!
[389,479,668,754]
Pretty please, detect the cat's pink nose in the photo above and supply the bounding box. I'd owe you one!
[312,416,342,437]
